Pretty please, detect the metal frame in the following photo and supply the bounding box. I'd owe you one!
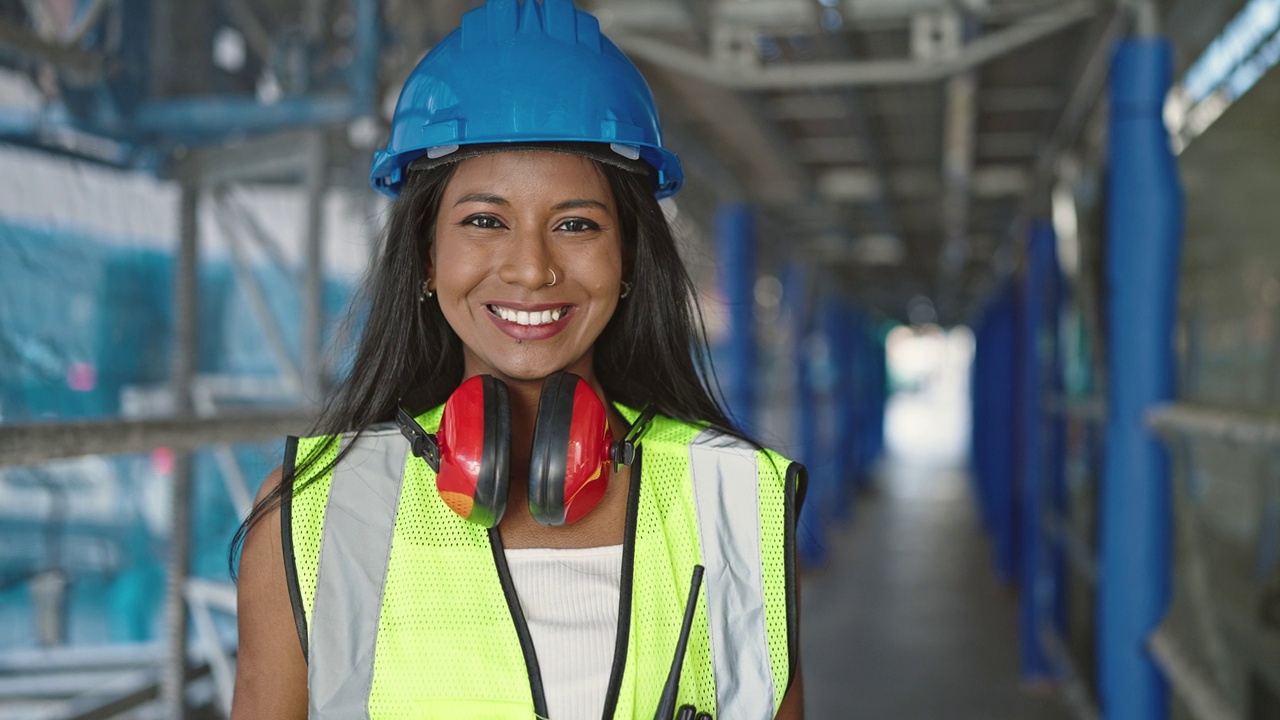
[1148,404,1280,446]
[0,412,311,468]
[610,1,1098,89]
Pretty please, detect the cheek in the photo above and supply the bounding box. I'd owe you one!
[431,239,483,291]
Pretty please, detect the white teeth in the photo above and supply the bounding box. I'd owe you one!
[490,305,568,326]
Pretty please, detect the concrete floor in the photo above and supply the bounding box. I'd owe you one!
[797,453,1074,720]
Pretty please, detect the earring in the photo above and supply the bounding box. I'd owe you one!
[620,281,633,299]
[420,280,433,302]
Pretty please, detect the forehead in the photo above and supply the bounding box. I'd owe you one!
[444,150,611,201]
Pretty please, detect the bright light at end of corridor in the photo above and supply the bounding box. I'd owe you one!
[885,325,974,466]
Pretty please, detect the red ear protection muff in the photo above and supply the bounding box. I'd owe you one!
[434,374,510,527]
[529,372,612,526]
[396,372,654,528]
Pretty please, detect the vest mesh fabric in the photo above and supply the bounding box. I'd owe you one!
[758,449,791,714]
[289,407,794,719]
[370,407,535,717]
[611,414,716,718]
[291,435,341,628]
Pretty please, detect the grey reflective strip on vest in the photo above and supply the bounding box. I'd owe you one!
[309,431,408,719]
[689,430,776,719]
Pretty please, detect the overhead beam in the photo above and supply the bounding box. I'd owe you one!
[594,0,1084,31]
[198,131,314,186]
[0,411,312,467]
[818,165,1030,201]
[795,136,865,164]
[610,0,1097,89]
[774,86,1060,120]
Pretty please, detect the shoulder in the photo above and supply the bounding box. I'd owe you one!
[233,465,308,718]
[642,415,801,484]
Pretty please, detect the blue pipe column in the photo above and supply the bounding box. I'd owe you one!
[975,285,1019,584]
[784,265,826,566]
[858,315,881,488]
[1018,221,1057,681]
[868,325,887,473]
[1045,245,1069,639]
[970,311,992,533]
[970,289,1018,575]
[823,299,857,523]
[715,203,757,432]
[1099,38,1182,720]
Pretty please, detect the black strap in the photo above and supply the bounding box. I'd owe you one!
[611,402,656,471]
[394,405,440,471]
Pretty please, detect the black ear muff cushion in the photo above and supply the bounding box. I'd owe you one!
[528,371,579,525]
[474,375,511,527]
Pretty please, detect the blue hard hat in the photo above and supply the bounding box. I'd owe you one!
[370,0,684,199]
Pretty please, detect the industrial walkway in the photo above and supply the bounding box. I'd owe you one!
[798,388,1073,719]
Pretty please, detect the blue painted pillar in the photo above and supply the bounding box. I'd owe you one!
[1018,220,1056,681]
[989,287,1020,584]
[1045,245,1069,638]
[869,325,887,469]
[823,298,857,523]
[715,203,757,431]
[854,317,877,487]
[1099,38,1182,720]
[970,286,1019,584]
[785,265,826,566]
[970,311,992,533]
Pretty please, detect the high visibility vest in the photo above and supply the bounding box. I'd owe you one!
[283,405,803,719]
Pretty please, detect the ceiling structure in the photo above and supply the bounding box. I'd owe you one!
[383,0,1122,324]
[0,0,1249,323]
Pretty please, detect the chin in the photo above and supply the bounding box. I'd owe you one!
[491,356,595,385]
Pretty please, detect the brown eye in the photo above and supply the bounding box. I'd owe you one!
[464,214,504,229]
[557,218,599,233]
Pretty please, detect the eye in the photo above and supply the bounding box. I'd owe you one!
[463,214,505,230]
[557,218,600,233]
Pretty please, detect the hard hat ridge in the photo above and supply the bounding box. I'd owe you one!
[461,0,599,51]
[370,0,683,200]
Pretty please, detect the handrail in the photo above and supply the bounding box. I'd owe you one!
[1147,627,1239,720]
[0,410,313,466]
[1147,403,1280,447]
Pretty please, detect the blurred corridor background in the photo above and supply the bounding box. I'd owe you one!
[3,0,1280,718]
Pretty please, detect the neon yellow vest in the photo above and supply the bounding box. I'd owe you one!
[284,407,802,719]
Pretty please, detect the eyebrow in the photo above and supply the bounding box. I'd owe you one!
[551,199,609,212]
[452,194,609,212]
[454,192,508,207]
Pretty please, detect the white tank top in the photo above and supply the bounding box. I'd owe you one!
[504,544,624,720]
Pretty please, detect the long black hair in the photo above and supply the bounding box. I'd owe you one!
[229,151,744,574]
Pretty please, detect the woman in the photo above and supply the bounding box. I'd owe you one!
[232,1,804,718]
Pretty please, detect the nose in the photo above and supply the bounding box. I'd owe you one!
[497,225,556,290]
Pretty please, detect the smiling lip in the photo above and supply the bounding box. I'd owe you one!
[485,301,575,341]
